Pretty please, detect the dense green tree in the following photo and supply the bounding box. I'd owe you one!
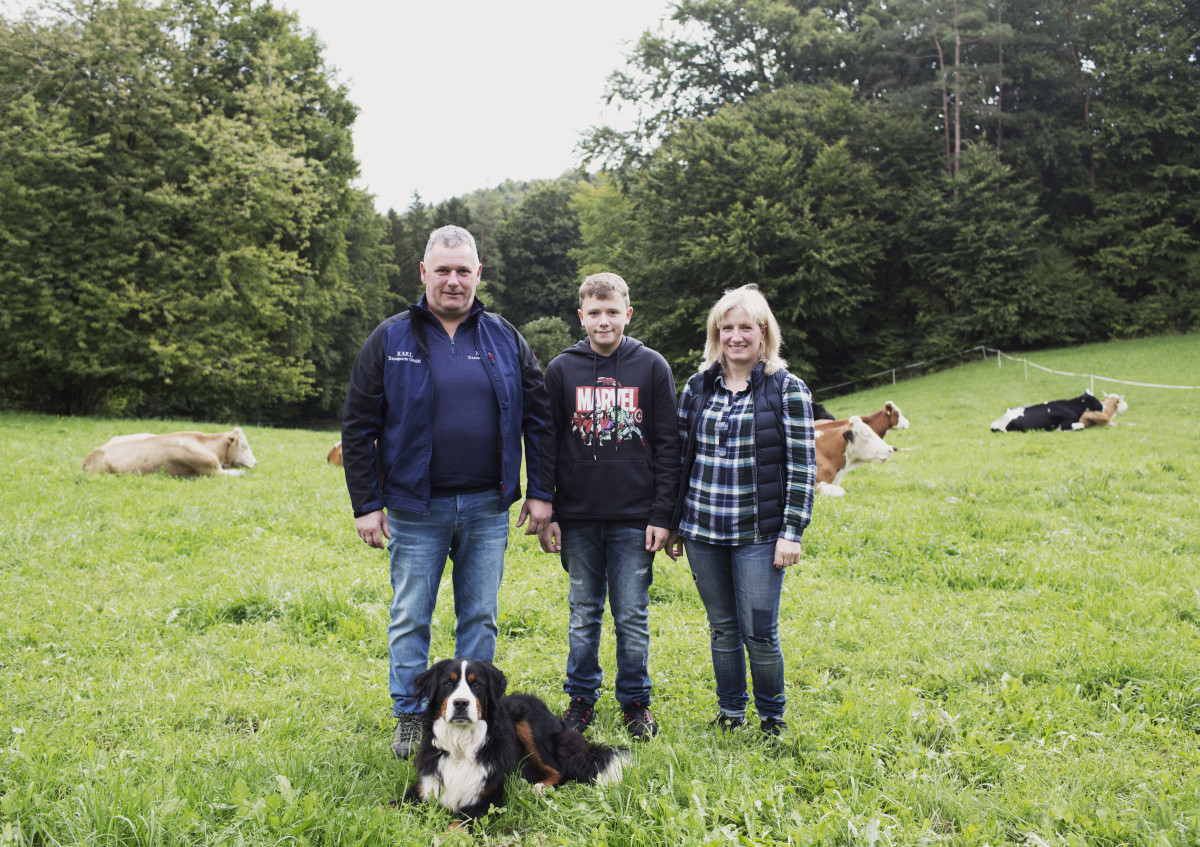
[520,316,578,368]
[901,147,1053,351]
[1067,0,1200,334]
[0,0,362,419]
[492,180,582,327]
[626,85,890,384]
[384,193,432,305]
[570,173,643,283]
[302,187,399,417]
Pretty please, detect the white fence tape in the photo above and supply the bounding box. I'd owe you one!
[981,346,1200,391]
[813,344,1200,396]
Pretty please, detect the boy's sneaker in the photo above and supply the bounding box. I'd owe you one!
[562,697,596,733]
[391,711,422,758]
[710,711,747,733]
[621,702,659,739]
[760,716,788,737]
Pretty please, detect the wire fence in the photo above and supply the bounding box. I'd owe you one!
[812,344,1200,398]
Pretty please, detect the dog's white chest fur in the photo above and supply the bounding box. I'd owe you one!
[421,717,492,812]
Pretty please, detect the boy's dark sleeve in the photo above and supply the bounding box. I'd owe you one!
[648,357,681,528]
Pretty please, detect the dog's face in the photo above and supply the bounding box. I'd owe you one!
[415,659,508,726]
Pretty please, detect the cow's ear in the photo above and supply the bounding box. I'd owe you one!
[843,429,855,443]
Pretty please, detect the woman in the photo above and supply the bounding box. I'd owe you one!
[667,284,816,735]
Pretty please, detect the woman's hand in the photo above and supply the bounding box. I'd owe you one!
[774,537,802,569]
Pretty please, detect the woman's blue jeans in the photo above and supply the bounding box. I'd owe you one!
[684,537,786,720]
[562,523,654,707]
[385,491,510,715]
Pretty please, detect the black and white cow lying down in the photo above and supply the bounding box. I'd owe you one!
[990,392,1128,432]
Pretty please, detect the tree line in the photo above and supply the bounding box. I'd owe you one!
[1,0,1196,422]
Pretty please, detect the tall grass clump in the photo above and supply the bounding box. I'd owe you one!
[2,334,1198,845]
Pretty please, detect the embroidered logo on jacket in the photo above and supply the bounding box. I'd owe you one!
[387,350,423,364]
[572,378,644,446]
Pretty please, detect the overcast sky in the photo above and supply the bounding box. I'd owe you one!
[0,0,675,212]
[278,0,675,212]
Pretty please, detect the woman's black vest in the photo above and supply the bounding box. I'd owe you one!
[673,361,788,538]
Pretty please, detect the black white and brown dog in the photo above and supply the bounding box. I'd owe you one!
[403,658,628,821]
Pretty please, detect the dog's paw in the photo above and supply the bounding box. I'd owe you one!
[532,782,553,795]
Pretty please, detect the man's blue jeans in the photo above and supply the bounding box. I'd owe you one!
[562,523,654,707]
[385,491,510,716]
[684,537,786,720]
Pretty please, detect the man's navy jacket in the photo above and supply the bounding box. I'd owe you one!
[341,296,555,517]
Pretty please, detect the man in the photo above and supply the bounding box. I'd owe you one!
[341,224,554,757]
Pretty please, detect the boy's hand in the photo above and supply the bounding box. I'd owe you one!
[646,525,670,552]
[538,521,563,554]
[664,531,684,562]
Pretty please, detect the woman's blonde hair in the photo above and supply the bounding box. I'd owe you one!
[702,284,788,375]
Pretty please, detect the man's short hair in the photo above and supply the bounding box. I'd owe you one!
[578,272,630,307]
[424,225,479,264]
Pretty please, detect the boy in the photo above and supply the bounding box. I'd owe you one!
[538,273,681,739]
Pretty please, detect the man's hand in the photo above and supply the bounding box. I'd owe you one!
[774,537,802,569]
[516,497,553,536]
[646,524,670,553]
[664,531,684,562]
[539,521,562,554]
[355,510,390,549]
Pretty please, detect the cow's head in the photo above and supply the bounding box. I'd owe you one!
[845,416,893,464]
[884,401,910,431]
[1103,393,1128,415]
[225,428,258,469]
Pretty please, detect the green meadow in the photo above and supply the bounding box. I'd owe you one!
[2,334,1198,846]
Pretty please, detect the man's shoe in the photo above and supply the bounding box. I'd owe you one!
[391,711,422,758]
[621,702,659,739]
[562,697,596,733]
[760,716,788,737]
[709,711,747,733]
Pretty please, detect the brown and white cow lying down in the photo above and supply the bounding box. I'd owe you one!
[326,441,343,465]
[1079,394,1127,428]
[817,401,909,439]
[814,415,894,497]
[82,428,258,478]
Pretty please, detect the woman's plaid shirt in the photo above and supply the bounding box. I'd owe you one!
[676,370,815,544]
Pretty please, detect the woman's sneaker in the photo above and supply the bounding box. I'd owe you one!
[562,697,595,733]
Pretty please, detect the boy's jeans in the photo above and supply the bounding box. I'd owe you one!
[562,523,654,707]
[385,490,510,716]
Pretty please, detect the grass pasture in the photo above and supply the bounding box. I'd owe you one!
[2,334,1199,846]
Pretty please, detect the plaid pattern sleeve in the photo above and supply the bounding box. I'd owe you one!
[677,379,759,544]
[779,373,816,543]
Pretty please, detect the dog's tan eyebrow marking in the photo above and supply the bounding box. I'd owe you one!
[467,673,476,683]
[448,672,458,682]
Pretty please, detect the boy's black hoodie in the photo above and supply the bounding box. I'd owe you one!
[544,337,681,529]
